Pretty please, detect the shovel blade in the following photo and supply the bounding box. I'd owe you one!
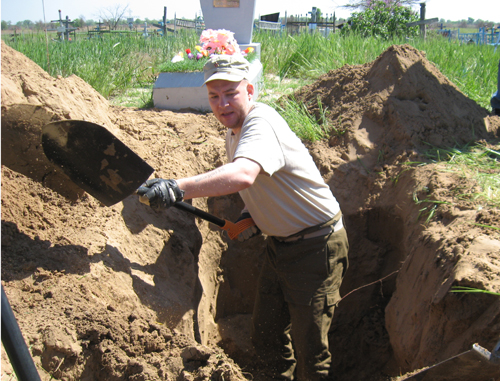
[42,120,154,206]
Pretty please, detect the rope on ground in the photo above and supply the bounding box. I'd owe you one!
[339,270,399,303]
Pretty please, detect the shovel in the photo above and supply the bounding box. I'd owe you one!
[41,120,254,240]
[401,340,500,381]
[2,285,42,381]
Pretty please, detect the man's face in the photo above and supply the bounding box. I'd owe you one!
[206,79,254,130]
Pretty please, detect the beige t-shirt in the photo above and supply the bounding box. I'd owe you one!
[226,103,340,237]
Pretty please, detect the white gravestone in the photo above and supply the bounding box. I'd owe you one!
[153,0,262,111]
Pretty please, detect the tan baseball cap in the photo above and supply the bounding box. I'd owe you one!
[203,55,250,85]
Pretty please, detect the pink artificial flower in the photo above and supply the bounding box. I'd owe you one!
[199,29,240,55]
[200,29,218,44]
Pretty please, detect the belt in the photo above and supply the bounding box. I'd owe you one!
[274,217,343,243]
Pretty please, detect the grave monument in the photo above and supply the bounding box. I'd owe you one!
[153,0,263,111]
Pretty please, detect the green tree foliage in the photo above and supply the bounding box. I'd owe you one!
[18,19,34,29]
[316,8,322,21]
[341,0,419,39]
[344,0,421,11]
[73,18,84,28]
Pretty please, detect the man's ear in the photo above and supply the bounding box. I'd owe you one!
[246,82,255,100]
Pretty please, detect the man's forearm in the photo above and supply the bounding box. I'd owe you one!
[176,159,260,200]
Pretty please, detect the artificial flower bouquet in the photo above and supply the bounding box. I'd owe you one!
[159,29,256,73]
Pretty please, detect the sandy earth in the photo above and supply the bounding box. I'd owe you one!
[1,40,500,380]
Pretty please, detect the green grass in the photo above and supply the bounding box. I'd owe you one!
[259,74,314,103]
[273,95,332,141]
[3,29,498,110]
[425,144,500,208]
[255,32,498,110]
[3,30,199,101]
[110,87,154,108]
[451,286,500,296]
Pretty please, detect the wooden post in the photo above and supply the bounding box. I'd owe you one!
[163,7,167,36]
[420,2,426,39]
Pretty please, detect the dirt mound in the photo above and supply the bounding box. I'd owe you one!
[2,42,500,381]
[1,40,117,201]
[1,40,247,380]
[294,44,499,165]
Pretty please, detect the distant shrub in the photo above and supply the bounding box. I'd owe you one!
[341,0,419,39]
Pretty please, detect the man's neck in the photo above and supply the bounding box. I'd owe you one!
[230,127,241,136]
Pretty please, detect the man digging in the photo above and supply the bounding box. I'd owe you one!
[138,55,349,381]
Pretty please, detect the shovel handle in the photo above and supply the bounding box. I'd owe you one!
[173,202,256,239]
[138,194,225,226]
[173,201,226,227]
[138,197,255,240]
[1,286,41,381]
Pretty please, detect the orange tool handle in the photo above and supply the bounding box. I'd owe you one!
[221,218,256,240]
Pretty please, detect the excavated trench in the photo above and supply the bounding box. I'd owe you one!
[199,170,420,380]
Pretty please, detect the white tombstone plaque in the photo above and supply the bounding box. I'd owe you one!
[200,0,256,44]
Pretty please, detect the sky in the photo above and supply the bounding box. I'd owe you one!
[1,0,500,25]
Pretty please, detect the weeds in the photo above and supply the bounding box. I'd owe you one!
[4,29,497,110]
[425,143,500,208]
[416,200,452,224]
[451,286,500,296]
[273,96,331,141]
[412,186,453,224]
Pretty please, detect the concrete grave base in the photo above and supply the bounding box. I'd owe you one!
[153,44,262,112]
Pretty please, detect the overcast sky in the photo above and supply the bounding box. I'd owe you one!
[2,0,499,24]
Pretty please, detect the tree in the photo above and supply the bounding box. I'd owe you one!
[1,20,11,30]
[340,0,419,39]
[316,8,323,22]
[342,0,421,11]
[73,15,87,28]
[475,19,487,28]
[21,19,34,29]
[468,17,474,25]
[34,20,46,32]
[98,4,129,30]
[72,18,83,28]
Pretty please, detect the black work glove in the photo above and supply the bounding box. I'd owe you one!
[136,179,184,210]
[235,211,261,242]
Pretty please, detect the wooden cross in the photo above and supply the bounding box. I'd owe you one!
[406,3,438,39]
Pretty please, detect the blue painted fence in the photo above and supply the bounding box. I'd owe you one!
[438,27,500,46]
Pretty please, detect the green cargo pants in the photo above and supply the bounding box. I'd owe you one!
[251,226,349,380]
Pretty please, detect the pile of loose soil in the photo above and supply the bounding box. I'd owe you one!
[2,40,500,381]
